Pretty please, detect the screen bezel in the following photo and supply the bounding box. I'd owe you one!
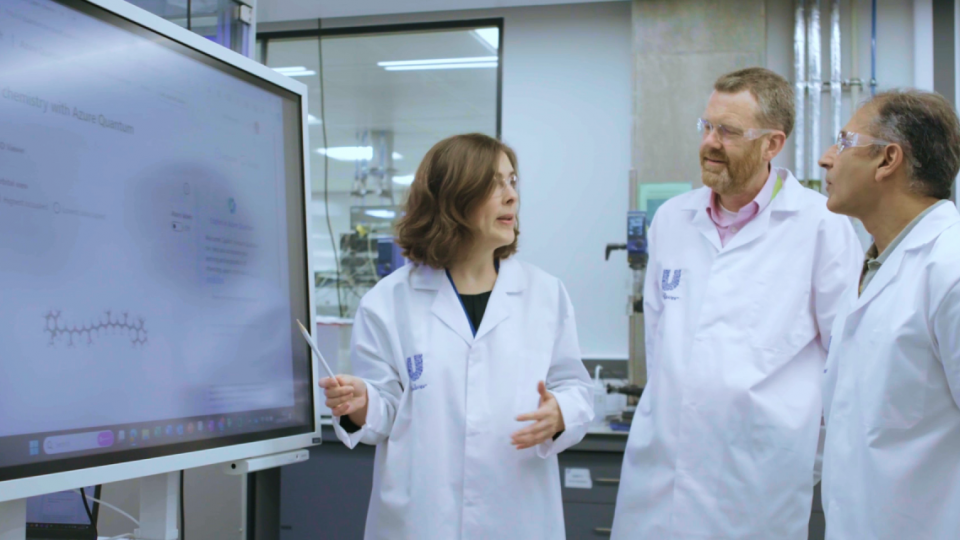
[0,0,320,502]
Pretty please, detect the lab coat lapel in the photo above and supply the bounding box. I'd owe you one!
[683,187,722,252]
[412,264,475,346]
[849,245,906,315]
[474,258,526,342]
[851,202,960,315]
[720,206,771,253]
[722,173,802,253]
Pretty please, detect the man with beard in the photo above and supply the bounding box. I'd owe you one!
[610,67,863,540]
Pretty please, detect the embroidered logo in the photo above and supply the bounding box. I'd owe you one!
[406,354,424,382]
[661,269,682,292]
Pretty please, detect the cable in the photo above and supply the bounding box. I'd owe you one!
[186,0,192,31]
[317,17,344,318]
[180,470,185,540]
[79,487,97,538]
[74,490,140,528]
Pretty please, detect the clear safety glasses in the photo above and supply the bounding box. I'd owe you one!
[835,130,893,154]
[697,118,779,144]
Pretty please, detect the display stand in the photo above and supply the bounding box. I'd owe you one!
[136,472,180,540]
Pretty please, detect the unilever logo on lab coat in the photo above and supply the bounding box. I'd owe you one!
[662,269,682,300]
[406,354,427,391]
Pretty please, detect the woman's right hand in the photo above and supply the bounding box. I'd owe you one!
[319,375,369,426]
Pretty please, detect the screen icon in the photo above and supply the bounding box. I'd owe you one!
[130,429,138,442]
[154,427,162,438]
[142,429,150,441]
[119,430,126,441]
[207,420,215,432]
[166,425,173,436]
[218,418,225,432]
[227,418,233,428]
[198,421,204,432]
[29,440,39,456]
[177,425,184,436]
[187,423,195,434]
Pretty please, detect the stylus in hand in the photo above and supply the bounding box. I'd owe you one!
[296,319,339,387]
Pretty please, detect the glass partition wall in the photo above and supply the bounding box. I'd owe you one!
[258,22,502,319]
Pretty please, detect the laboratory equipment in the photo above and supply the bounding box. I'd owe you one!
[376,238,407,278]
[605,174,650,389]
[592,366,607,426]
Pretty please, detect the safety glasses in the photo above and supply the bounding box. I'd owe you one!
[697,118,779,144]
[834,130,893,154]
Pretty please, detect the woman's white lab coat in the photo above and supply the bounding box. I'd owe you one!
[332,257,594,540]
[612,171,862,540]
[821,201,960,540]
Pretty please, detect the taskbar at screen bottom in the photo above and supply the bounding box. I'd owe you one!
[0,407,312,481]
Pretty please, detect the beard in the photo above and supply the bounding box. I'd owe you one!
[700,141,764,196]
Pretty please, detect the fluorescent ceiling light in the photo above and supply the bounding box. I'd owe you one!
[473,28,499,50]
[316,146,374,161]
[315,147,403,161]
[308,114,322,125]
[273,66,316,77]
[378,56,497,68]
[364,209,396,219]
[385,62,497,72]
[392,174,415,185]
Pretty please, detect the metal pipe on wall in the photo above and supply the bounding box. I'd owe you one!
[830,0,841,193]
[808,0,822,184]
[795,0,807,182]
[852,0,861,109]
[871,0,877,95]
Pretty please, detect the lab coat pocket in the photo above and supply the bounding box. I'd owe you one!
[751,289,816,365]
[857,330,927,430]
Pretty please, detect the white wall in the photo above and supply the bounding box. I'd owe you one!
[501,3,633,359]
[260,2,634,359]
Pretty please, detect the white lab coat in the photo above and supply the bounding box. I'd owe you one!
[821,202,960,540]
[332,257,594,540]
[611,170,862,540]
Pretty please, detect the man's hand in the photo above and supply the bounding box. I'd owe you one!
[319,375,369,427]
[511,381,565,450]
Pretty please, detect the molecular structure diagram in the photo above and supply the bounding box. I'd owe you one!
[44,310,148,347]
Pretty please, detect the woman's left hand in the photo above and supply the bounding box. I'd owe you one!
[511,381,566,450]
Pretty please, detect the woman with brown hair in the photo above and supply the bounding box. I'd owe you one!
[318,133,593,540]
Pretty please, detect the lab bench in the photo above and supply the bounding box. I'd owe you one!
[274,424,825,540]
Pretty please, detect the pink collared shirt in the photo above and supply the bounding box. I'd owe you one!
[706,167,781,247]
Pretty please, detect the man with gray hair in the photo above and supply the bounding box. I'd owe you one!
[818,89,960,539]
[611,67,862,539]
